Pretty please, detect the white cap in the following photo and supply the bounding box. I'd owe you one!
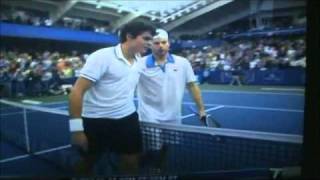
[153,29,168,40]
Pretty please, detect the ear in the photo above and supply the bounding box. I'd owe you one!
[126,34,134,41]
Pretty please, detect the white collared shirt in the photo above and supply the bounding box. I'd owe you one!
[80,44,140,118]
[136,54,196,123]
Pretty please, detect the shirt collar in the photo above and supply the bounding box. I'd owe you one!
[115,44,140,66]
[146,53,175,68]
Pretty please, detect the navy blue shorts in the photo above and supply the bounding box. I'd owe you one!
[82,112,142,155]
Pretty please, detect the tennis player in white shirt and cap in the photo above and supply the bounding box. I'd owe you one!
[136,28,207,171]
[137,28,207,124]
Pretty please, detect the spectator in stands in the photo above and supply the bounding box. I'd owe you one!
[48,64,64,95]
[0,59,11,97]
[61,61,74,79]
[229,66,243,86]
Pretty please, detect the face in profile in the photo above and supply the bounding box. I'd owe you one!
[129,32,153,54]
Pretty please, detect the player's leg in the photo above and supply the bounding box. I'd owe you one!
[110,112,142,174]
[73,117,103,175]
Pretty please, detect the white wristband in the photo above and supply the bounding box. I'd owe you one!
[69,118,84,132]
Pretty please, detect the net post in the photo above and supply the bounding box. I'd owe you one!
[23,108,30,153]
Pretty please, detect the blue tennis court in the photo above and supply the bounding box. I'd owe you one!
[0,89,304,177]
[41,90,304,135]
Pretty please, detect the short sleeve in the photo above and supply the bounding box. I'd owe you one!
[184,59,197,83]
[80,50,109,82]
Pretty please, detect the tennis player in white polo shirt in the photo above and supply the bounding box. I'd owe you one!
[68,22,155,175]
[137,29,206,124]
[136,29,207,171]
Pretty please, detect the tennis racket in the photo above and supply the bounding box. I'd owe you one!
[188,105,221,128]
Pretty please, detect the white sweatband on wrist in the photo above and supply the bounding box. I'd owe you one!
[69,118,84,132]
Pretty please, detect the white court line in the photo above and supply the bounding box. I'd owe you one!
[183,102,303,113]
[200,89,304,96]
[53,106,68,110]
[182,105,225,119]
[42,101,68,106]
[0,144,71,163]
[0,154,30,163]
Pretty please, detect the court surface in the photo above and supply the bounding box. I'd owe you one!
[0,87,304,177]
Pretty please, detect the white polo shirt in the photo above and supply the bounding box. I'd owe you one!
[137,54,196,123]
[80,44,140,119]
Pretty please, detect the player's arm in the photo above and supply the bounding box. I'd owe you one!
[187,82,206,117]
[68,77,93,152]
[69,49,106,119]
[69,77,93,118]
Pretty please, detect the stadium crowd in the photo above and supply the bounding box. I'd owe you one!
[0,7,306,97]
[180,36,306,73]
[0,50,85,97]
[0,35,305,98]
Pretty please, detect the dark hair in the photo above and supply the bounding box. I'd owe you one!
[119,22,156,43]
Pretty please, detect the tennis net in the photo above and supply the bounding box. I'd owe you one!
[141,121,302,175]
[0,99,302,177]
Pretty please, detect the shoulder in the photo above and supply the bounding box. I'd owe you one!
[89,47,114,58]
[86,47,115,64]
[137,54,151,66]
[171,54,191,65]
[141,54,150,61]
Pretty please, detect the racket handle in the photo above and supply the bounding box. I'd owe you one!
[189,105,208,126]
[200,115,208,126]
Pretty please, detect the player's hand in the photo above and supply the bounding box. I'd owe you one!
[199,110,207,125]
[71,131,88,153]
[199,110,206,118]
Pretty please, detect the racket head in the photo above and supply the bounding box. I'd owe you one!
[206,115,221,128]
